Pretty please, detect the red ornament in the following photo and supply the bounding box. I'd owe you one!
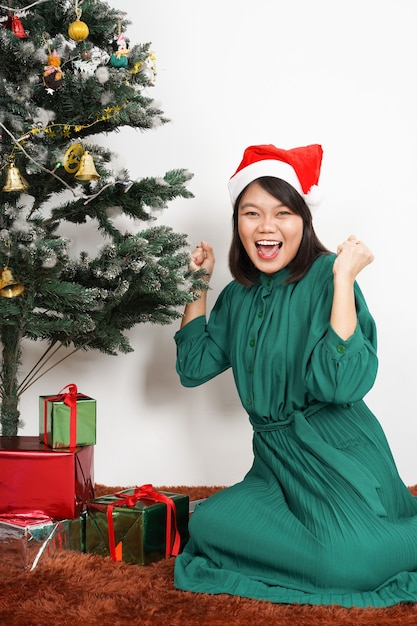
[3,13,27,38]
[11,15,27,39]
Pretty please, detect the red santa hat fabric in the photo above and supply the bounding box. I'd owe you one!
[228,143,323,208]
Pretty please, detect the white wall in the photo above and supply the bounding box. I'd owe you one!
[20,0,417,487]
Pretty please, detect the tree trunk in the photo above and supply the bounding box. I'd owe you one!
[0,395,20,435]
[1,326,22,436]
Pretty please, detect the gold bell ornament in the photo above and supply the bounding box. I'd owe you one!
[2,161,29,192]
[74,151,100,181]
[0,267,25,298]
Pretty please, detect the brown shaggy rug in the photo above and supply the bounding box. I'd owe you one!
[1,484,417,626]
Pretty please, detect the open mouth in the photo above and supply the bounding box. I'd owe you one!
[255,240,283,259]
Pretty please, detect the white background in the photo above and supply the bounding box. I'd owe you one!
[20,0,417,488]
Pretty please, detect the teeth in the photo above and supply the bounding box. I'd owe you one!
[256,241,282,247]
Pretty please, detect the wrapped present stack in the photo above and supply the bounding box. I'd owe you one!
[0,383,95,570]
[0,384,191,570]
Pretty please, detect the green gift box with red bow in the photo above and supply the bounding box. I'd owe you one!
[85,485,189,565]
[39,384,96,449]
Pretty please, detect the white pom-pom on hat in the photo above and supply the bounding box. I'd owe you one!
[303,184,324,210]
[228,143,323,210]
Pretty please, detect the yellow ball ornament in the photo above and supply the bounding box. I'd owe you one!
[68,19,89,42]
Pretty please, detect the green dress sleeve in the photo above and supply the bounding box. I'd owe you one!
[303,263,378,404]
[174,287,233,387]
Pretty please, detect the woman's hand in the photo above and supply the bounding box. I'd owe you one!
[333,235,374,282]
[180,241,215,328]
[190,240,215,282]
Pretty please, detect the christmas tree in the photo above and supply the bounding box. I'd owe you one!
[0,0,206,436]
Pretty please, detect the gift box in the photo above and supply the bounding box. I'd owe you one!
[39,383,96,449]
[86,485,189,565]
[0,436,94,520]
[0,512,86,570]
[55,512,86,553]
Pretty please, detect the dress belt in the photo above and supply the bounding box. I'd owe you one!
[249,401,387,518]
[249,402,329,432]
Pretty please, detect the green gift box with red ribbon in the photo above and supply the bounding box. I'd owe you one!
[85,485,189,565]
[39,384,96,449]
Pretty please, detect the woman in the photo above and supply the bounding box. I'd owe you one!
[173,144,417,607]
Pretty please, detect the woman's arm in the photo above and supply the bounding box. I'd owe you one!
[305,252,378,404]
[181,240,215,328]
[330,235,374,340]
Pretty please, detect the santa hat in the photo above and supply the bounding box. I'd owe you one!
[228,143,323,208]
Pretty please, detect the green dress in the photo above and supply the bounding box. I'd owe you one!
[173,254,417,607]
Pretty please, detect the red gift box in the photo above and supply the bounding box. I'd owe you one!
[0,436,94,520]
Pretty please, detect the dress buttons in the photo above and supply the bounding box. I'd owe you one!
[337,344,345,354]
[258,311,263,318]
[249,339,256,347]
[248,364,253,373]
[246,397,253,406]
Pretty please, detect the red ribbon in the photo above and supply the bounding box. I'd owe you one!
[43,383,82,449]
[106,484,181,562]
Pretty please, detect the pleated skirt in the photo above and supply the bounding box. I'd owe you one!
[174,402,417,607]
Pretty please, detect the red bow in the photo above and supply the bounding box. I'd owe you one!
[106,484,181,562]
[43,383,80,449]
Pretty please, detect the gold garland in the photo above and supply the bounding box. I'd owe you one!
[1,104,124,172]
[43,105,122,138]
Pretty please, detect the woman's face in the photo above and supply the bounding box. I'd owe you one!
[237,181,304,275]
